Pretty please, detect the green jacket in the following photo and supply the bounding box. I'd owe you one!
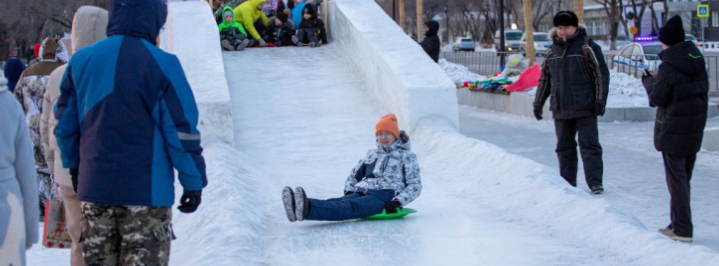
[219,6,247,38]
[234,0,269,40]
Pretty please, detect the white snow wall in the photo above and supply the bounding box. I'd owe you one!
[328,0,459,132]
[163,1,233,143]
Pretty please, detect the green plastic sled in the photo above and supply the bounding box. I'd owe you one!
[363,208,417,220]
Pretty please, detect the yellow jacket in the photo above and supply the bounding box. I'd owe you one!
[234,0,269,40]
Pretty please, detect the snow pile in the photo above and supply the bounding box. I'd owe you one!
[606,69,649,107]
[413,119,719,265]
[439,59,484,83]
[441,55,650,108]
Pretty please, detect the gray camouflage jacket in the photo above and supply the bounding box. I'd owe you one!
[344,131,422,206]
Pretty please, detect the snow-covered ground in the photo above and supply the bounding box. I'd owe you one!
[24,1,719,265]
[441,59,649,108]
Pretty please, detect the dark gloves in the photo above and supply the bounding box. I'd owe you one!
[344,191,353,196]
[178,190,202,213]
[70,168,79,193]
[594,103,606,117]
[533,106,543,121]
[642,68,653,80]
[384,200,402,214]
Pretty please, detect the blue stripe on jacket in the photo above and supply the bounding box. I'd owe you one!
[54,35,207,207]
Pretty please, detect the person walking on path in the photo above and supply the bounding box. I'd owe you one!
[642,15,709,243]
[0,71,39,266]
[41,6,109,265]
[533,11,610,194]
[53,0,207,264]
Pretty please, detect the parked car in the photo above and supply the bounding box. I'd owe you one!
[518,32,552,54]
[613,41,666,77]
[453,37,476,52]
[494,29,523,52]
[685,34,703,47]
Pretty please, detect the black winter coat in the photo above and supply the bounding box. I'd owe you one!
[420,21,440,63]
[534,27,610,119]
[642,41,709,156]
[299,4,328,44]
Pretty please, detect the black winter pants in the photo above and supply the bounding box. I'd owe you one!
[297,28,320,44]
[554,116,603,188]
[662,152,696,238]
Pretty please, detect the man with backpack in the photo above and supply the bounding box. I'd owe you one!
[533,11,610,194]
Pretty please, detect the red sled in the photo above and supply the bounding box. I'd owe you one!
[250,43,278,48]
[505,62,541,92]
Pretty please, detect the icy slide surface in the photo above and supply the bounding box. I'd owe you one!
[223,46,609,265]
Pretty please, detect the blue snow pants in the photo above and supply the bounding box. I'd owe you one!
[305,189,395,221]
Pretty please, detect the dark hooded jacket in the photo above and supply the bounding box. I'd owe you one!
[298,3,327,44]
[534,25,610,119]
[419,21,440,63]
[642,41,709,156]
[3,56,25,93]
[54,0,207,207]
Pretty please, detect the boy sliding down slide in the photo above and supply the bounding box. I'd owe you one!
[219,6,253,51]
[282,114,422,222]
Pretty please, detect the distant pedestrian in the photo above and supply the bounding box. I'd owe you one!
[4,46,25,93]
[419,21,440,63]
[533,11,610,194]
[642,15,708,243]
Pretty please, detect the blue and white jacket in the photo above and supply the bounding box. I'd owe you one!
[54,0,207,207]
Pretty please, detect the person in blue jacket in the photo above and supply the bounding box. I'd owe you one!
[3,47,25,93]
[53,0,207,264]
[291,0,307,30]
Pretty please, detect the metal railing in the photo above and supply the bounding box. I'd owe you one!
[441,51,719,95]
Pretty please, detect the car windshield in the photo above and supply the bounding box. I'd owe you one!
[534,34,549,41]
[685,35,696,41]
[506,32,522,40]
[642,44,663,55]
[461,39,473,43]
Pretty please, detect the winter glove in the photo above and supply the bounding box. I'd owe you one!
[594,103,606,117]
[70,168,79,193]
[533,106,543,121]
[384,200,402,214]
[178,190,202,213]
[344,191,353,196]
[258,39,267,47]
[642,68,653,80]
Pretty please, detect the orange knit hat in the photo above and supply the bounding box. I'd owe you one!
[376,113,400,138]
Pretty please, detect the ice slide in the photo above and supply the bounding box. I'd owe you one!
[27,1,719,265]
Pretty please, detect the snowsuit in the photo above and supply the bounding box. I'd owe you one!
[642,41,709,238]
[306,132,422,221]
[42,6,108,266]
[234,0,270,41]
[295,4,327,45]
[0,73,39,266]
[219,6,253,49]
[53,0,206,264]
[3,56,25,93]
[265,17,295,46]
[214,0,243,25]
[14,37,69,211]
[419,21,440,63]
[533,25,609,189]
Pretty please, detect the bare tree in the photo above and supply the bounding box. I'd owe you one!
[597,0,625,50]
[0,0,110,60]
[531,0,553,31]
[626,0,648,36]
